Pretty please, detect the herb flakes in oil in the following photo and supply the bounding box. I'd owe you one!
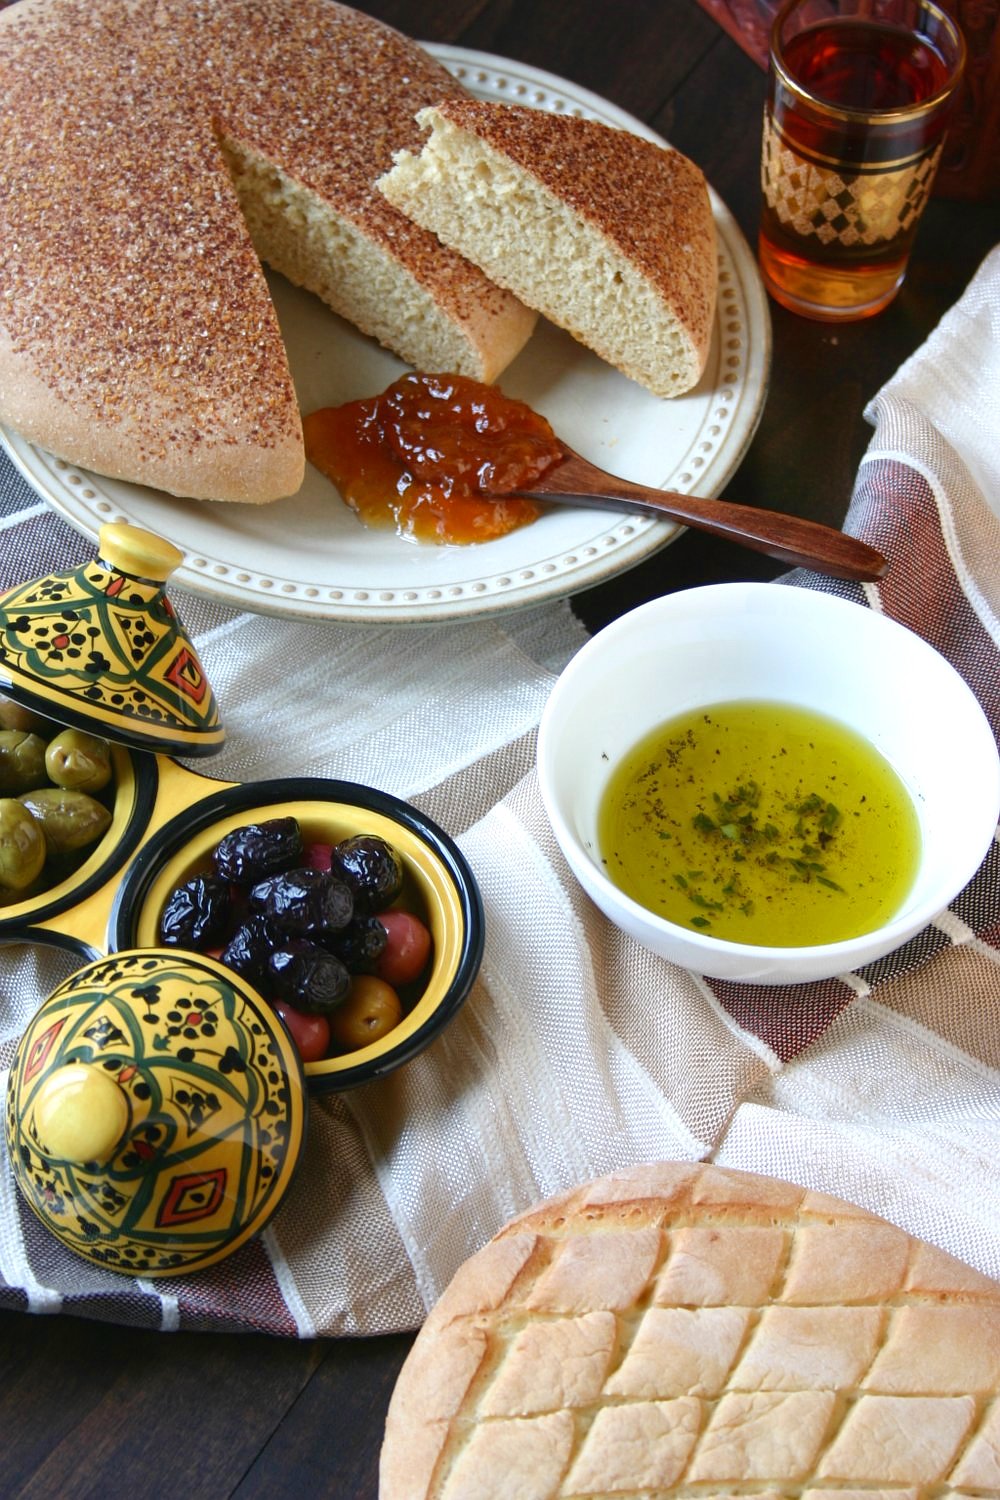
[597,701,920,947]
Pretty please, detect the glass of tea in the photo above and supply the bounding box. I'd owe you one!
[759,0,965,320]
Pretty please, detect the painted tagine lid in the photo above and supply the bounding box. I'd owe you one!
[4,948,307,1277]
[0,522,224,757]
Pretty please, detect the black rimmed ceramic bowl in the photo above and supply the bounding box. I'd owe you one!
[107,776,485,1092]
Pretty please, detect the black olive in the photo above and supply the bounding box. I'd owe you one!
[330,835,403,914]
[248,867,353,937]
[221,915,280,990]
[213,817,303,886]
[159,875,232,949]
[269,941,351,1014]
[324,915,388,974]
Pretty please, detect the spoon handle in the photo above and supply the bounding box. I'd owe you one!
[524,452,887,583]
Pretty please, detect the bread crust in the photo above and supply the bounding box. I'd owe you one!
[379,1161,1000,1500]
[0,0,534,503]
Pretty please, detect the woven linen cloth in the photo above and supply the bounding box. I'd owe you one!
[1,245,998,1336]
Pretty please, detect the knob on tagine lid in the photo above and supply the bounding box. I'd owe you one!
[4,949,307,1277]
[0,523,224,756]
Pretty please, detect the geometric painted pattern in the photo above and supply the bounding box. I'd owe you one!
[5,950,305,1277]
[762,115,942,247]
[22,1017,68,1085]
[0,556,223,752]
[157,1168,228,1227]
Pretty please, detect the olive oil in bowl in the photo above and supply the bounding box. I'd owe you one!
[598,701,921,948]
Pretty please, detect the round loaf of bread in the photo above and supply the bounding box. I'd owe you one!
[380,1161,1000,1500]
[0,0,536,503]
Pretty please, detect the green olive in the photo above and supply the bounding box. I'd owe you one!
[44,728,113,793]
[17,787,112,856]
[0,694,57,736]
[0,798,47,890]
[0,731,49,795]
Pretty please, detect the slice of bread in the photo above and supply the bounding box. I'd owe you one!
[378,101,718,400]
[0,1,536,504]
[380,1161,1000,1500]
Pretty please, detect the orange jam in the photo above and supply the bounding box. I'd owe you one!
[302,372,564,545]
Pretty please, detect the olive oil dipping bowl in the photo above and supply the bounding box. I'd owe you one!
[537,583,1000,986]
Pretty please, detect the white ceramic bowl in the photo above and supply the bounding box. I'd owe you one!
[537,583,1000,985]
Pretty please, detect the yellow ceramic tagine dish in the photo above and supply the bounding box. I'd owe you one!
[0,522,223,755]
[0,521,232,951]
[5,947,307,1276]
[1,522,484,1277]
[0,520,309,1278]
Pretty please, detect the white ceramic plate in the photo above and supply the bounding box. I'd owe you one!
[0,48,771,625]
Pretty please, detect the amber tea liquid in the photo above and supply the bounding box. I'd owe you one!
[760,7,963,320]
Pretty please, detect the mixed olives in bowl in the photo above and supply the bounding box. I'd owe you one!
[159,818,435,1062]
[109,777,484,1091]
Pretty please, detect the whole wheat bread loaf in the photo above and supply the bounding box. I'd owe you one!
[0,0,535,503]
[378,101,718,400]
[380,1161,1000,1500]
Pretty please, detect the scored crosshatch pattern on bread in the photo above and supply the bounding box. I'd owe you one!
[379,1163,1000,1499]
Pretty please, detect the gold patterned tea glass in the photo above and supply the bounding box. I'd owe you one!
[759,0,965,320]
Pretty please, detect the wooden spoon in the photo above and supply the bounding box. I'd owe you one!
[494,446,887,582]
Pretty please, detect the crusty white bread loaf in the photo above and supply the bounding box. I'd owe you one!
[380,1161,1000,1500]
[0,0,535,503]
[378,101,718,400]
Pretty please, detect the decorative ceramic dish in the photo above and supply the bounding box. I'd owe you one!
[5,947,307,1277]
[2,526,485,1276]
[110,776,485,1092]
[1,527,485,1092]
[0,524,222,756]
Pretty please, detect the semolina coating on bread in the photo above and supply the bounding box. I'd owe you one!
[0,0,535,504]
[379,1161,1000,1500]
[378,101,718,401]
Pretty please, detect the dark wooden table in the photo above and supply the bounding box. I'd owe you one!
[2,2,995,1496]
